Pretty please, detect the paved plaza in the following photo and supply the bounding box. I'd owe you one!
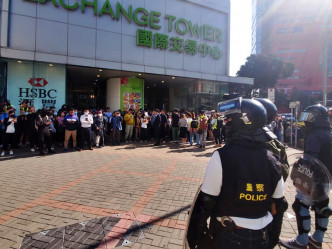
[0,141,332,249]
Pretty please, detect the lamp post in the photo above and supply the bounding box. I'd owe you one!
[322,11,328,106]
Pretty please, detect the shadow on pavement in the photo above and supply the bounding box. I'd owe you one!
[20,204,191,249]
[194,152,214,157]
[0,148,78,162]
[104,204,191,245]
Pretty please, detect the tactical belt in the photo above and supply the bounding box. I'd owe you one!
[217,216,244,230]
[216,216,266,231]
[216,216,267,240]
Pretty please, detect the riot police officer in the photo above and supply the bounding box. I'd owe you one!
[256,98,289,249]
[280,104,332,249]
[186,98,286,249]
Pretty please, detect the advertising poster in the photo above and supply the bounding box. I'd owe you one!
[6,61,66,113]
[120,78,144,111]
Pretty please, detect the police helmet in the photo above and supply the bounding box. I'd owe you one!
[299,104,329,127]
[255,98,277,124]
[218,97,267,130]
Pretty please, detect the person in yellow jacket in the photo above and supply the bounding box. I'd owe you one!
[124,109,135,142]
[211,114,223,147]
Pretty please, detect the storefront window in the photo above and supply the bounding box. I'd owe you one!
[172,81,227,111]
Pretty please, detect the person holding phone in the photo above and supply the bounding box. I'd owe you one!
[79,109,94,150]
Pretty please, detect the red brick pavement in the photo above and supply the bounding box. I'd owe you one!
[0,143,331,248]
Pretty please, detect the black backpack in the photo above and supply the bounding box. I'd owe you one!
[217,119,223,129]
[191,120,198,128]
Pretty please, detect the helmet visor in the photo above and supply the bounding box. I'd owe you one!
[299,111,316,122]
[218,98,242,115]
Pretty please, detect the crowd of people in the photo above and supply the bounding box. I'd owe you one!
[0,99,229,156]
[270,114,303,144]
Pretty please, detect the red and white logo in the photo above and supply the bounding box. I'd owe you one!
[28,78,48,87]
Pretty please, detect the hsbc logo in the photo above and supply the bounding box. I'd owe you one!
[28,78,48,87]
[19,78,57,99]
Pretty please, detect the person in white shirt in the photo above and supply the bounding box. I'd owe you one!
[79,109,94,150]
[140,112,149,141]
[1,111,17,156]
[178,114,188,144]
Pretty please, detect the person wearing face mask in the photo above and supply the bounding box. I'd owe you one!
[1,110,17,156]
[63,108,79,152]
[93,110,106,148]
[79,109,94,150]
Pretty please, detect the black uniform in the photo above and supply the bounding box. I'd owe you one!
[153,114,161,145]
[214,143,280,218]
[280,104,332,248]
[159,113,168,141]
[187,98,285,249]
[16,114,28,145]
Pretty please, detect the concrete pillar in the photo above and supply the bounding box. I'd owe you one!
[106,78,121,111]
[1,0,10,47]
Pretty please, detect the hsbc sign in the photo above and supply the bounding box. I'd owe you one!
[6,61,66,112]
[18,78,58,107]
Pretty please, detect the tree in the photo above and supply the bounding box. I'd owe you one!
[275,90,290,108]
[290,89,318,111]
[236,54,294,89]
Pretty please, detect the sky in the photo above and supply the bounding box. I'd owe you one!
[229,0,252,76]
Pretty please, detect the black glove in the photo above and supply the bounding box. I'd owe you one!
[187,192,216,249]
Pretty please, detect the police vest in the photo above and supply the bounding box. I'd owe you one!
[215,143,281,219]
